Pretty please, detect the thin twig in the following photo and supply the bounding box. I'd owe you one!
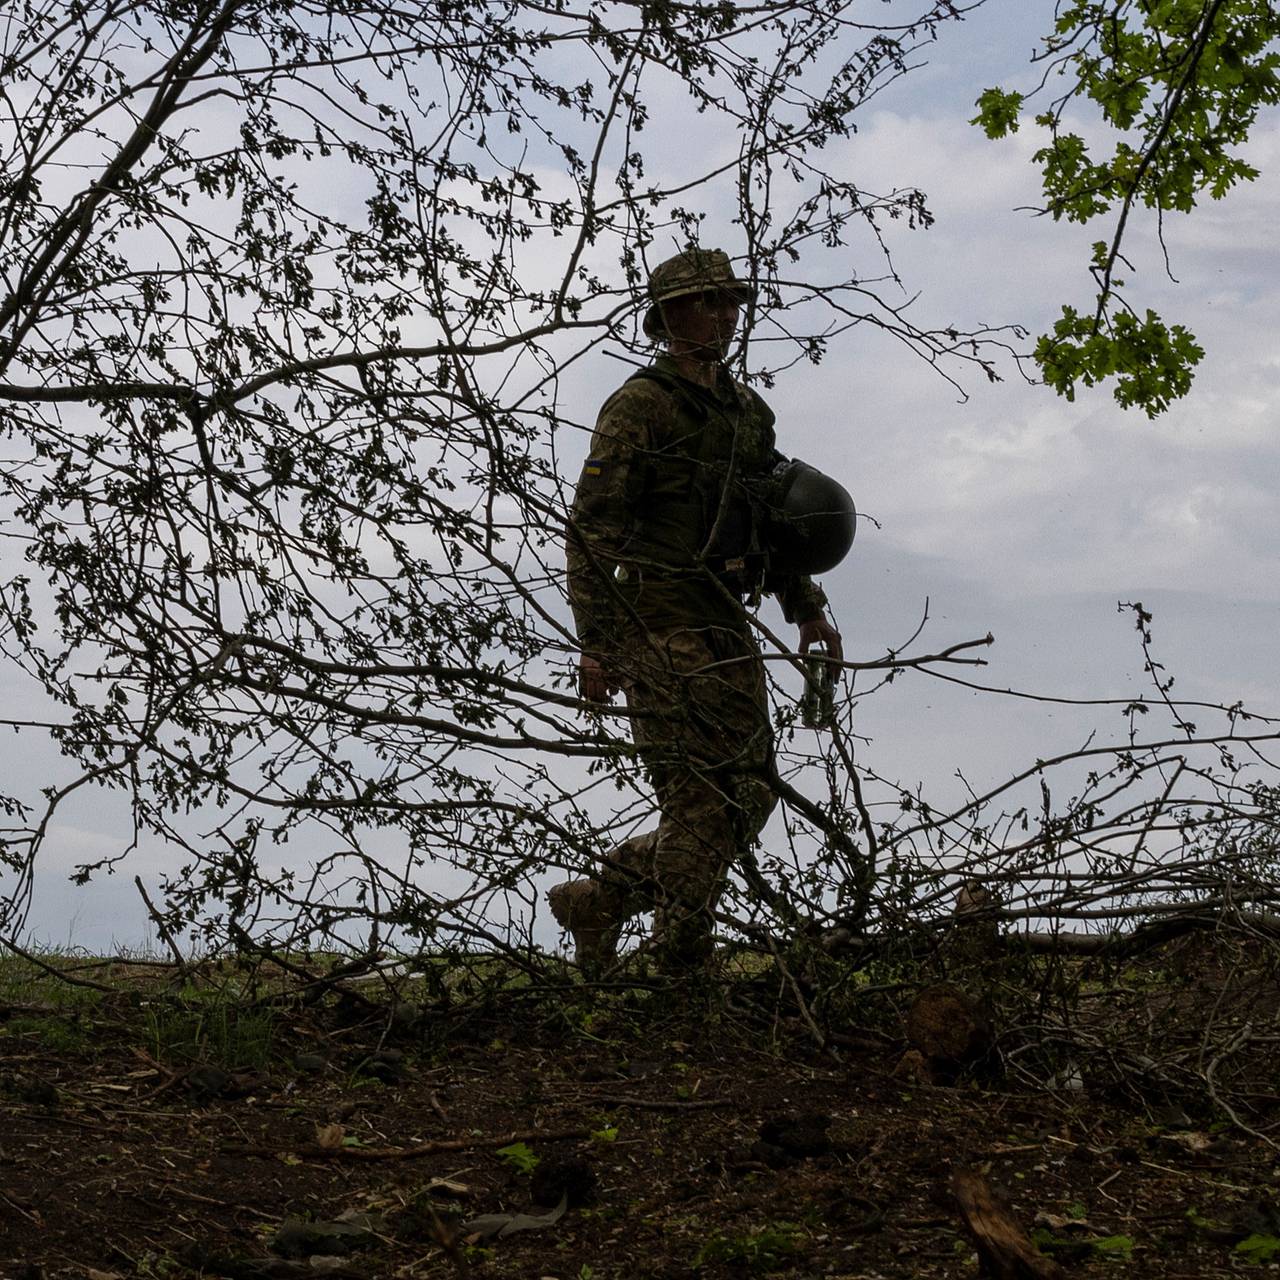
[587,1095,732,1111]
[762,931,839,1064]
[224,1127,592,1161]
[134,876,188,973]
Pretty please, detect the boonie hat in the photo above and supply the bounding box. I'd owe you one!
[642,247,757,339]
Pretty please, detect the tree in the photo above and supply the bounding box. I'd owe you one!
[0,1,1277,997]
[0,0,1002,955]
[973,0,1280,415]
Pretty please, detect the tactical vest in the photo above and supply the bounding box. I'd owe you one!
[621,365,778,585]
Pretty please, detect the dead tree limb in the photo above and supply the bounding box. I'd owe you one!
[949,1169,1065,1280]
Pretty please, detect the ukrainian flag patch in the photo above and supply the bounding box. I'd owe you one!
[583,458,604,478]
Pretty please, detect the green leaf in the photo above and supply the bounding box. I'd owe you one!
[985,0,1280,412]
[971,87,1024,138]
[1236,1234,1280,1264]
[1036,305,1204,417]
[495,1141,540,1175]
[1091,1234,1135,1259]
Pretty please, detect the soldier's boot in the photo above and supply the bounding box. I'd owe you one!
[547,878,623,974]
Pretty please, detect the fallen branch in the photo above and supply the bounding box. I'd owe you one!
[1021,911,1280,958]
[819,906,1280,964]
[158,1182,277,1221]
[228,925,381,1011]
[134,875,189,973]
[949,1169,1065,1280]
[590,1095,731,1111]
[0,936,114,992]
[224,1127,591,1161]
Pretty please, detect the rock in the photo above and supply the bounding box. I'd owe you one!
[758,1112,832,1158]
[17,1077,59,1109]
[461,1195,568,1242]
[906,982,994,1072]
[361,1047,406,1084]
[530,1156,598,1208]
[271,1213,380,1259]
[892,1049,934,1085]
[747,1112,832,1168]
[184,1065,233,1102]
[183,1064,263,1102]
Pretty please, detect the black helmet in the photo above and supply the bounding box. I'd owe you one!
[766,459,856,575]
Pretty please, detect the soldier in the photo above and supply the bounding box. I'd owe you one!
[551,246,845,971]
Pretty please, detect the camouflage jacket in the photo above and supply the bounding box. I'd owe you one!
[566,355,828,652]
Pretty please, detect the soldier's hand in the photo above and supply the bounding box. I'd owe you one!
[798,616,843,665]
[579,653,618,704]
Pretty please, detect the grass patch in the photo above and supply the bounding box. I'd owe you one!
[1,1011,91,1054]
[694,1223,805,1272]
[143,990,276,1069]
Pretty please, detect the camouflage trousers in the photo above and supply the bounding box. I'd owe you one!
[552,623,776,965]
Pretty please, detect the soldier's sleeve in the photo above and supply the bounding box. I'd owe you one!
[565,379,669,653]
[775,573,829,627]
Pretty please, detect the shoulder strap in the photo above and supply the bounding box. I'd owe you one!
[625,365,681,395]
[624,365,703,423]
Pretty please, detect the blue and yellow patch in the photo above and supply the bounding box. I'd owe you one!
[583,458,604,478]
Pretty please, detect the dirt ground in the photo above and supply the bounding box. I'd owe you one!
[2,965,1278,1279]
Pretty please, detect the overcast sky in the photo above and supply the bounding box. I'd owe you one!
[11,2,1279,951]
[817,5,1280,793]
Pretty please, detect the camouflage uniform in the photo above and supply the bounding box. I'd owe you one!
[552,251,828,968]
